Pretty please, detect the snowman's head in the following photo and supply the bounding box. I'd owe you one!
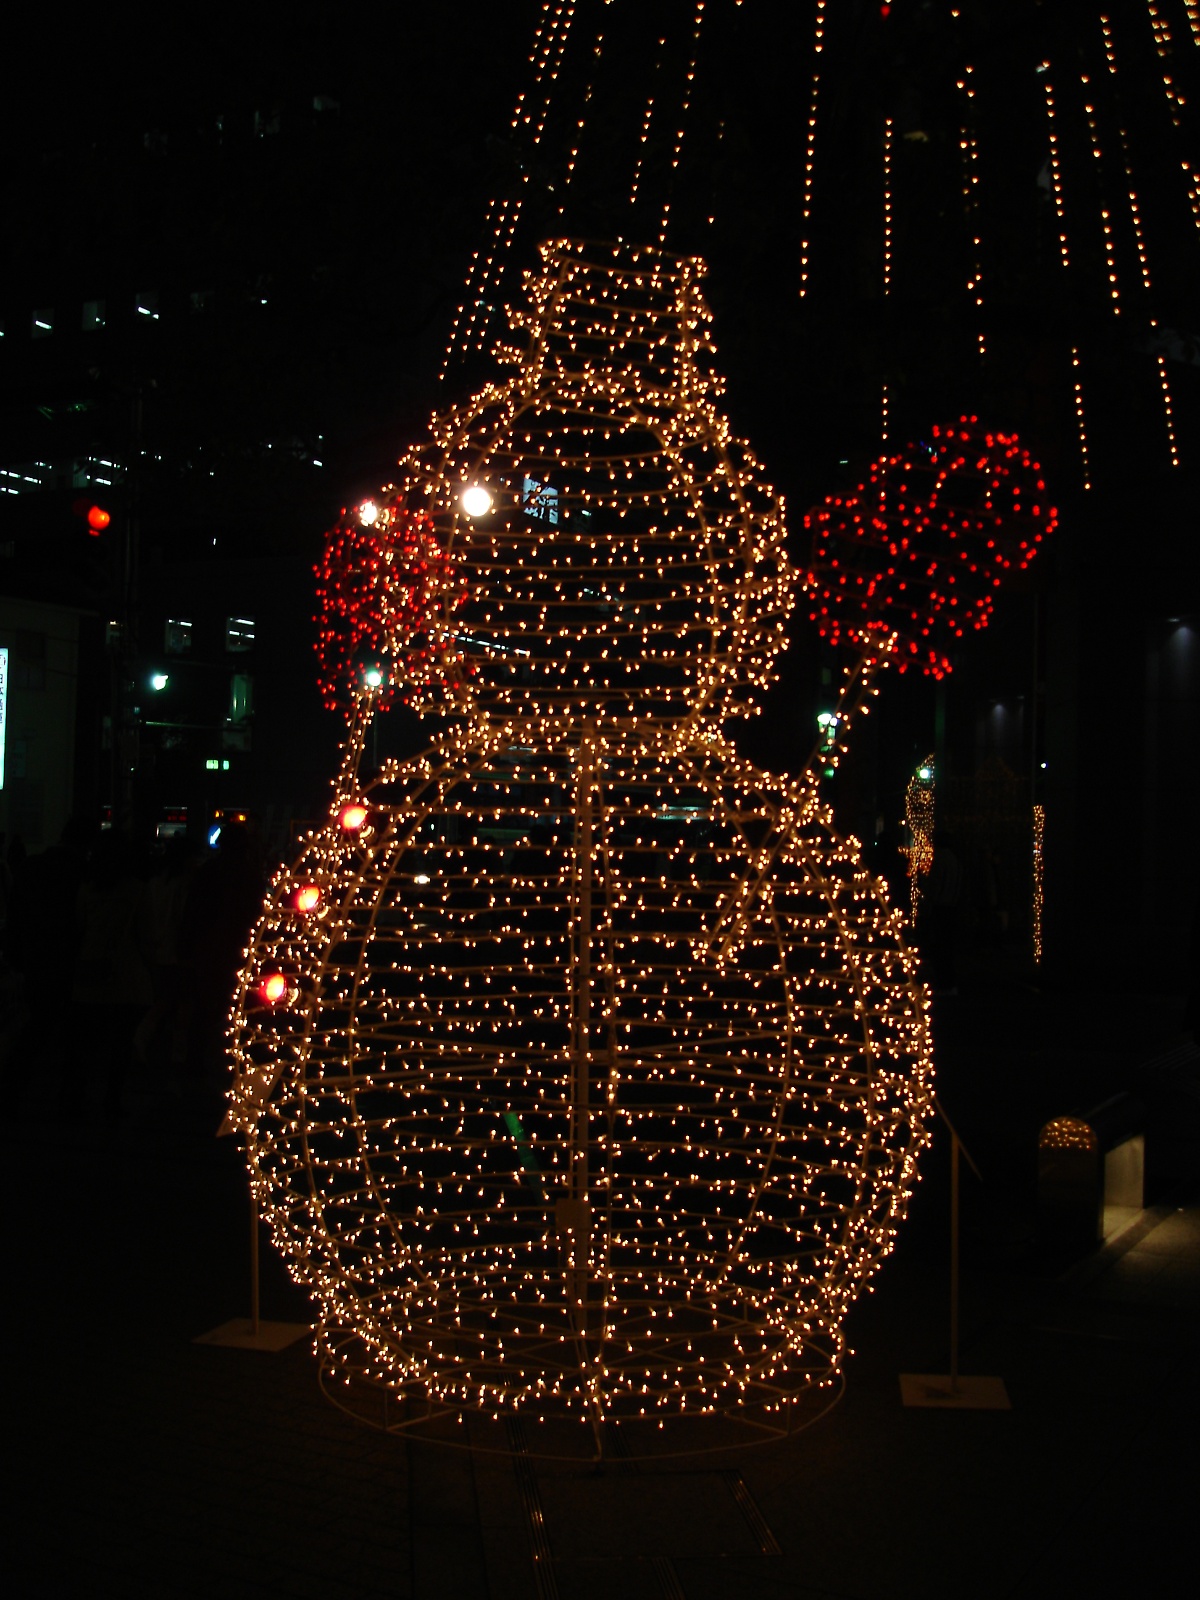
[391,241,796,747]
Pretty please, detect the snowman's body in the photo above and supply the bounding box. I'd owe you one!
[228,241,933,1436]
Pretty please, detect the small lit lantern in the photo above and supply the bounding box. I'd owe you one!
[338,801,369,833]
[293,883,322,913]
[258,971,290,1006]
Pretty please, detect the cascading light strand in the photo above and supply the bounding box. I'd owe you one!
[1156,354,1181,465]
[1071,348,1093,490]
[657,0,708,248]
[798,0,828,298]
[955,65,986,355]
[882,116,893,298]
[1041,65,1071,269]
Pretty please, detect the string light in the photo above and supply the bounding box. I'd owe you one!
[627,77,660,211]
[229,241,936,1447]
[1156,354,1181,465]
[1040,1116,1096,1152]
[882,116,893,298]
[798,0,828,298]
[557,17,608,218]
[442,1,580,371]
[1147,1,1185,125]
[804,418,1056,680]
[905,758,936,924]
[1070,348,1093,490]
[313,503,465,715]
[1032,803,1045,964]
[1041,68,1071,270]
[956,67,986,355]
[657,0,707,248]
[1100,12,1119,72]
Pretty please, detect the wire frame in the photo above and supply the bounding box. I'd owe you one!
[226,240,934,1453]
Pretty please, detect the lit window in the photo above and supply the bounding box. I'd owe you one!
[135,291,159,322]
[226,616,255,652]
[165,618,193,654]
[32,310,54,339]
[229,672,253,723]
[521,476,559,524]
[73,456,123,489]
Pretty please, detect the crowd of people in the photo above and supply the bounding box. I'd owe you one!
[0,817,267,1124]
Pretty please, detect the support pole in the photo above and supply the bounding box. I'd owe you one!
[949,1130,960,1395]
[250,1186,261,1339]
[899,1102,1009,1409]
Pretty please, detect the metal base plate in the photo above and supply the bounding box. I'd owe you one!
[899,1373,1011,1410]
[194,1317,309,1351]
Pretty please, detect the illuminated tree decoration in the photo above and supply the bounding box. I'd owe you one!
[313,498,464,713]
[904,756,937,924]
[804,420,1056,681]
[228,240,937,1454]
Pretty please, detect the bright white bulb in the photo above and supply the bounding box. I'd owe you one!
[359,500,379,526]
[461,484,493,517]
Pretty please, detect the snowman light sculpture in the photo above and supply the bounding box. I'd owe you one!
[226,240,1052,1450]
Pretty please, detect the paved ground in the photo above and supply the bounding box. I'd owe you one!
[5,973,1197,1598]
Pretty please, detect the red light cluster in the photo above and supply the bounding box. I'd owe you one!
[803,418,1056,677]
[313,500,464,714]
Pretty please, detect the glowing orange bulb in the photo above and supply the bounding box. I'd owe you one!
[339,802,369,832]
[259,972,289,1006]
[294,883,322,913]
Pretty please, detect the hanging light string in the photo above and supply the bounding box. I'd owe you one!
[556,17,608,218]
[1146,0,1186,124]
[798,0,828,298]
[442,0,580,374]
[1101,14,1183,466]
[1032,804,1046,965]
[905,758,936,924]
[1186,0,1200,47]
[1080,73,1122,315]
[1157,354,1182,464]
[1070,348,1093,490]
[657,0,708,247]
[1041,65,1071,270]
[955,65,986,356]
[1145,0,1200,232]
[882,115,894,297]
[628,40,666,213]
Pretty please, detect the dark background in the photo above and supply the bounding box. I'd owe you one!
[2,0,1197,994]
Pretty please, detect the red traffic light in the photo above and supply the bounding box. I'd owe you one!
[72,498,112,536]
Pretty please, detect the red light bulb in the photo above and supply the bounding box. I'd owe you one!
[259,972,290,1006]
